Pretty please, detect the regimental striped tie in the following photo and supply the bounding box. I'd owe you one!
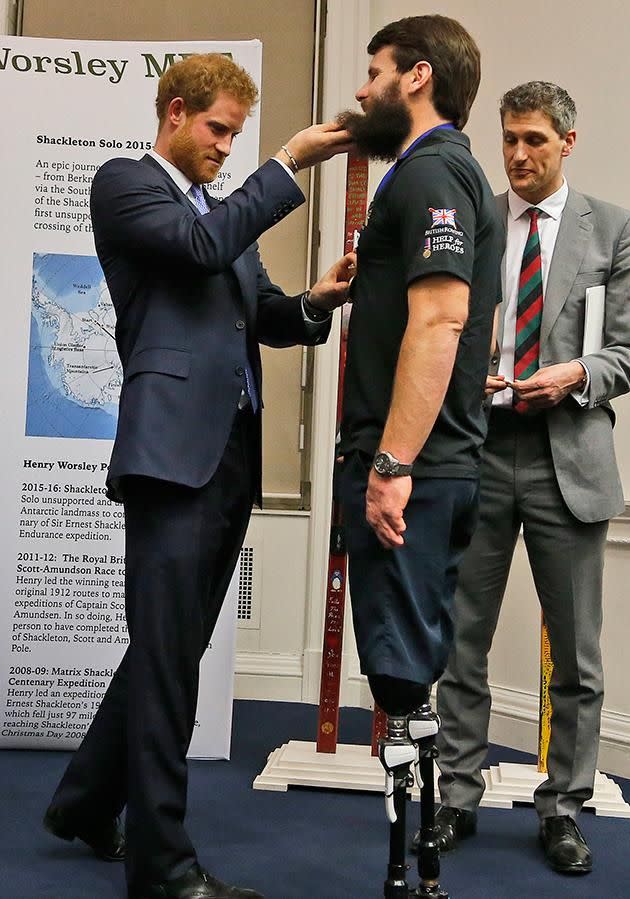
[513,206,543,413]
[188,183,259,413]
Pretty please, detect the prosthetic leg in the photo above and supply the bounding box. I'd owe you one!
[377,696,449,899]
[379,715,416,897]
[408,706,448,899]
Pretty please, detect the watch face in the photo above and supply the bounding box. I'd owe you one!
[374,452,392,475]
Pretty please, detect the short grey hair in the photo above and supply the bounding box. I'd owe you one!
[500,81,576,136]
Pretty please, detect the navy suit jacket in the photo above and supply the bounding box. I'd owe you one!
[90,154,330,503]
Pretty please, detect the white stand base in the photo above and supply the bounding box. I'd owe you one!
[253,740,430,800]
[253,743,630,818]
[479,762,630,817]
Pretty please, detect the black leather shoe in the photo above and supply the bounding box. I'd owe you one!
[43,805,125,862]
[410,805,477,854]
[539,815,592,874]
[129,864,264,899]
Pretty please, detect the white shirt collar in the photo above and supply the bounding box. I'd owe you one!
[147,148,193,196]
[507,178,569,222]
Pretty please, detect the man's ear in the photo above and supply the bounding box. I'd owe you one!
[167,97,187,128]
[407,60,432,97]
[561,129,577,158]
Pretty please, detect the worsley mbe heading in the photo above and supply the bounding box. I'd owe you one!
[0,48,232,84]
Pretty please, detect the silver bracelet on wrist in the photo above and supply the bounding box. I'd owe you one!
[280,144,299,174]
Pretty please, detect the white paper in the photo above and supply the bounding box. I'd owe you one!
[582,285,606,355]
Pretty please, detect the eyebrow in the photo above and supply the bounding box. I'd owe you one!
[207,118,242,136]
[503,129,548,139]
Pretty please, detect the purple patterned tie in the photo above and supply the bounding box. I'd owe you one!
[188,182,209,214]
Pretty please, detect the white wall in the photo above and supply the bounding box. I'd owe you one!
[311,0,630,776]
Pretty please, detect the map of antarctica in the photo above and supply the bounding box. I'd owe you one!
[26,253,121,439]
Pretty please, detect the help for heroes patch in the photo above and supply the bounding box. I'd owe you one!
[422,207,465,258]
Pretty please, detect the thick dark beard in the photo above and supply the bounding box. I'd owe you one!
[337,86,411,162]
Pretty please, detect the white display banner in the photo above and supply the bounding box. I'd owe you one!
[0,36,262,757]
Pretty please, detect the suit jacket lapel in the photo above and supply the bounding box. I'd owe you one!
[231,254,256,324]
[140,153,197,213]
[540,189,592,347]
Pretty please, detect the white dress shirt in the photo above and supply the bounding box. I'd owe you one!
[494,179,588,407]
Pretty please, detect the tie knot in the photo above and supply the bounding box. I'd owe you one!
[527,206,542,221]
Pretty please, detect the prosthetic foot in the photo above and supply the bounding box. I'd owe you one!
[379,715,416,898]
[408,706,449,899]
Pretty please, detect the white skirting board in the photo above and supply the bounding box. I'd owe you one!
[253,741,630,818]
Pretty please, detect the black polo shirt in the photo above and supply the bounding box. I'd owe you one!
[339,128,503,478]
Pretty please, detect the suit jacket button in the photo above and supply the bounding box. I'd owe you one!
[235,365,245,376]
[235,319,245,330]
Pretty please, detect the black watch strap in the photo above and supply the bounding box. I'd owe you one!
[372,451,413,477]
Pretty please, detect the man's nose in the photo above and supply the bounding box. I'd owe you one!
[512,142,528,161]
[355,82,368,102]
[216,135,232,157]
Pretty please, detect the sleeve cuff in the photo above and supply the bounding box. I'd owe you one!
[571,359,591,406]
[271,156,296,181]
[301,290,331,323]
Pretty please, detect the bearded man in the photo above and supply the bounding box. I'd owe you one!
[338,15,502,737]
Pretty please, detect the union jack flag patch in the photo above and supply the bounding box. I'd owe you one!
[429,207,457,228]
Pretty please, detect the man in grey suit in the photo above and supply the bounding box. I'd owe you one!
[425,81,630,874]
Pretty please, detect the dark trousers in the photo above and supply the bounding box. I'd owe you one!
[48,407,257,888]
[341,451,479,685]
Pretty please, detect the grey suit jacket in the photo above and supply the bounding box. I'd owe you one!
[495,188,630,523]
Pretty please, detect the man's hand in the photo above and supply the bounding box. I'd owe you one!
[485,374,509,396]
[366,470,412,549]
[511,361,586,410]
[309,252,356,311]
[276,121,354,170]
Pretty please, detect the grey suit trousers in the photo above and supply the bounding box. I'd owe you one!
[436,407,607,819]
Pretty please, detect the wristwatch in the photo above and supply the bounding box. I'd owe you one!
[372,451,413,477]
[302,290,331,322]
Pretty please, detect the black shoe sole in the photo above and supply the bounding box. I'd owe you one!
[548,858,593,876]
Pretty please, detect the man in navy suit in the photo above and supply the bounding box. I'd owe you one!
[43,53,354,899]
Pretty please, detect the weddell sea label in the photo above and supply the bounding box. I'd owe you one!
[0,34,262,758]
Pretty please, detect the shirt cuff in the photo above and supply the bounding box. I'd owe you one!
[571,359,591,405]
[272,157,296,181]
[301,291,331,323]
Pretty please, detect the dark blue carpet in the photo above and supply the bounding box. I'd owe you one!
[2,699,629,898]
